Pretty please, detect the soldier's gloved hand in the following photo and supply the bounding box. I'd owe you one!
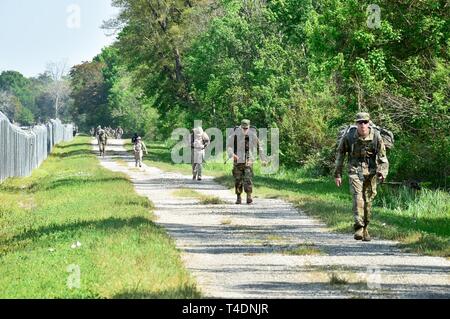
[377,172,385,183]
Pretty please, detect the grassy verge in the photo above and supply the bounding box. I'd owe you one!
[0,136,200,298]
[138,140,449,257]
[172,188,226,205]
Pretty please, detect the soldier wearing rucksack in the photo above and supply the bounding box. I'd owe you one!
[190,126,210,181]
[226,119,267,205]
[97,126,108,157]
[133,136,148,167]
[334,112,390,241]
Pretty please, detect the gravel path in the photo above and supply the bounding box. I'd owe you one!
[94,139,450,298]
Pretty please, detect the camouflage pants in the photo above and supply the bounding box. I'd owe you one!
[98,142,106,155]
[192,163,203,178]
[349,173,378,229]
[191,149,204,178]
[134,150,143,167]
[233,163,253,195]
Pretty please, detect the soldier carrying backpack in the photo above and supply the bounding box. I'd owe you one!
[226,119,267,205]
[133,136,148,167]
[334,112,390,242]
[190,126,210,181]
[97,126,108,157]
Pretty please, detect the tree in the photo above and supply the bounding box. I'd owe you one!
[0,70,35,114]
[69,61,110,130]
[0,90,23,122]
[46,60,71,118]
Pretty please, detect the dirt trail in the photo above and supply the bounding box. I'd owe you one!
[94,139,450,298]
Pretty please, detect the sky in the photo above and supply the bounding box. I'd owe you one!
[0,0,120,78]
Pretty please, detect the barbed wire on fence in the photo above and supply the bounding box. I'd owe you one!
[0,111,74,182]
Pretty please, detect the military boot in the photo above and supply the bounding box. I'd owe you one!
[363,226,371,241]
[235,194,242,205]
[354,226,364,240]
[246,193,253,204]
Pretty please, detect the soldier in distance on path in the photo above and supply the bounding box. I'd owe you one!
[190,126,210,181]
[133,136,148,167]
[97,126,108,157]
[226,119,267,205]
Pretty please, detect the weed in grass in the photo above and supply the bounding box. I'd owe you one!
[199,196,226,205]
[220,219,232,225]
[329,273,348,285]
[172,188,226,205]
[265,234,285,242]
[281,243,324,256]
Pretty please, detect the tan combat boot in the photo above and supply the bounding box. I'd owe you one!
[354,226,364,240]
[246,193,253,204]
[363,227,371,241]
[235,194,242,205]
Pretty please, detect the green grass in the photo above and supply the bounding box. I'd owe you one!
[281,243,325,256]
[172,188,226,205]
[329,273,349,285]
[139,140,450,257]
[0,136,200,298]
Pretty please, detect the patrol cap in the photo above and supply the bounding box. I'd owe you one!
[355,112,370,123]
[241,119,250,128]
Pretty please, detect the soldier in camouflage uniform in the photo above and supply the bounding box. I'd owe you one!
[335,112,389,241]
[227,119,266,205]
[97,126,108,157]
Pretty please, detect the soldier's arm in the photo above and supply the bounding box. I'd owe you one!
[376,137,389,178]
[334,137,348,178]
[142,142,148,153]
[203,132,210,148]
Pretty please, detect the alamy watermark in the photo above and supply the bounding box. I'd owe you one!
[66,4,81,29]
[170,121,280,174]
[367,4,381,29]
[67,264,81,289]
[366,265,382,289]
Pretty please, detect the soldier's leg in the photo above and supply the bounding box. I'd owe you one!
[191,152,196,179]
[197,163,202,180]
[349,174,365,239]
[243,165,253,204]
[139,150,143,167]
[233,164,244,204]
[362,174,378,241]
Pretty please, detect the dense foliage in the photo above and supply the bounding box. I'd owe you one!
[5,0,448,187]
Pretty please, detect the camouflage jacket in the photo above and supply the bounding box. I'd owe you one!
[335,127,389,178]
[97,129,108,143]
[226,126,265,165]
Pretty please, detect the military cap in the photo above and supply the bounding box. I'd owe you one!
[241,119,250,128]
[355,112,370,123]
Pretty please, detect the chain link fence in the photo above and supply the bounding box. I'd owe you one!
[0,111,74,182]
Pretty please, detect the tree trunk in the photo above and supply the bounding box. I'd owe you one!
[174,48,183,82]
